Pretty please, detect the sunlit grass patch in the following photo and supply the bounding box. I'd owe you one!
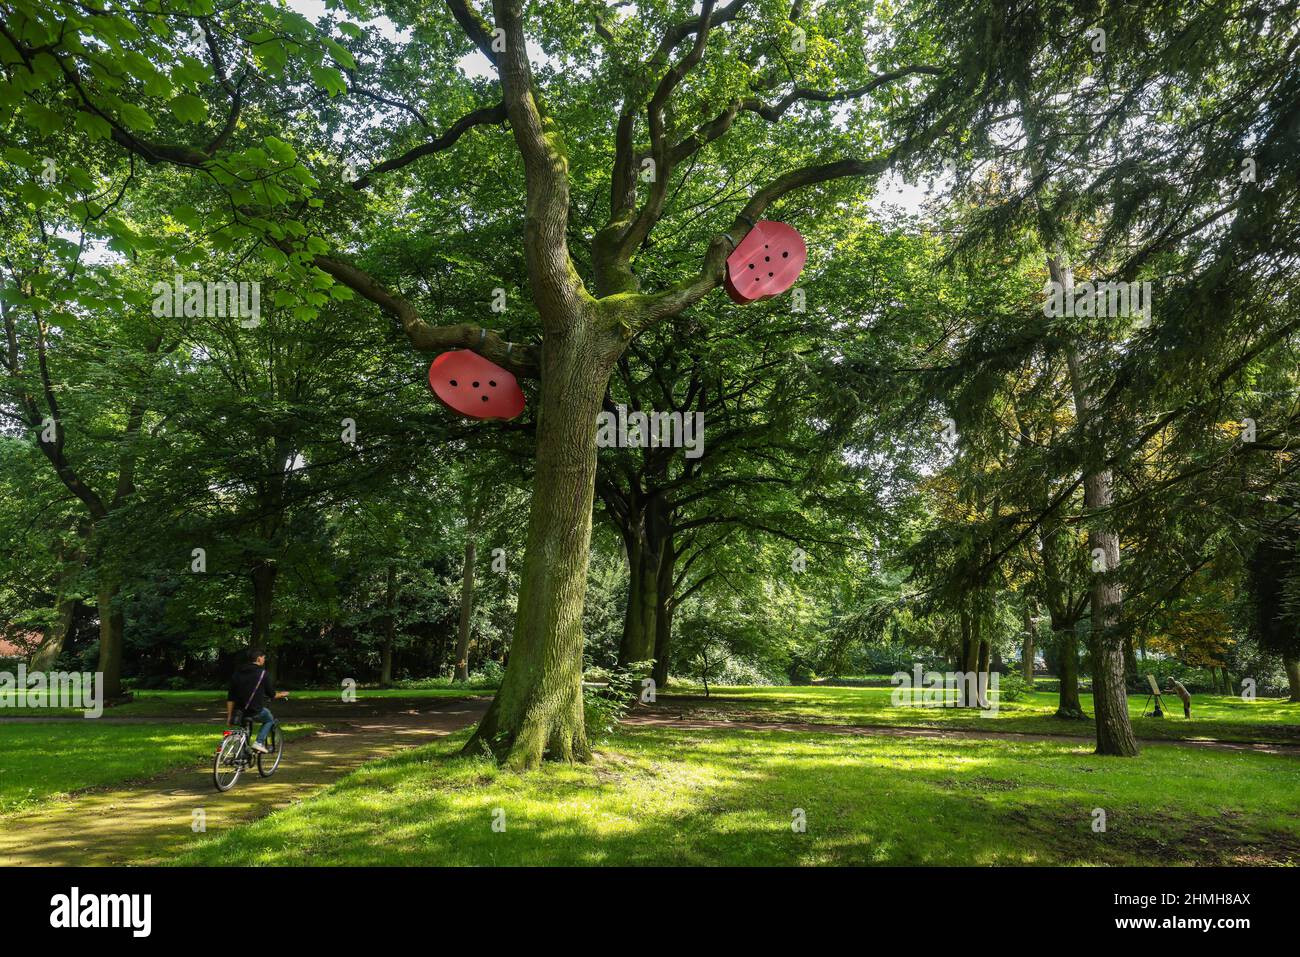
[0,722,316,816]
[172,723,1300,867]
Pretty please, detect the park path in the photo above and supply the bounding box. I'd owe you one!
[0,697,488,866]
[622,711,1300,755]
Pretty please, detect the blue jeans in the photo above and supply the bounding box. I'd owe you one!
[251,706,276,744]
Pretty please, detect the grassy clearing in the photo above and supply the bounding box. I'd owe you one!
[0,721,316,817]
[0,685,491,718]
[173,723,1300,867]
[659,685,1300,744]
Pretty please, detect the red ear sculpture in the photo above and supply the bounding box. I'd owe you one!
[725,220,807,304]
[428,350,525,421]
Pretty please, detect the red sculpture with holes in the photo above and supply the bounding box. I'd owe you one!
[428,350,525,421]
[724,220,807,304]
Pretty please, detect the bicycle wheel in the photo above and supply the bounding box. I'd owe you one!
[257,723,283,777]
[214,732,245,791]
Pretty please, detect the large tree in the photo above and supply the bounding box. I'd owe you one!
[1,0,975,766]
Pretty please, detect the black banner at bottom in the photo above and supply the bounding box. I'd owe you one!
[0,865,1280,942]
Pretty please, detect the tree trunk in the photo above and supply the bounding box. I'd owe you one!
[455,538,476,682]
[381,563,397,686]
[1021,606,1035,687]
[1054,625,1086,719]
[650,541,676,688]
[1286,654,1300,703]
[618,531,657,667]
[1063,304,1138,756]
[32,559,78,671]
[463,326,613,768]
[957,603,972,706]
[978,639,991,707]
[618,494,668,674]
[251,560,277,650]
[96,581,123,698]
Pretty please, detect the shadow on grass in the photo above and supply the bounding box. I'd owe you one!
[174,724,1300,867]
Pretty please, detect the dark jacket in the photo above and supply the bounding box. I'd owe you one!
[227,664,276,714]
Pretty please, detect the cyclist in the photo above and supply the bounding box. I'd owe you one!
[226,648,288,753]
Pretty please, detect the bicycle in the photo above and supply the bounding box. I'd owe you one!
[213,708,284,792]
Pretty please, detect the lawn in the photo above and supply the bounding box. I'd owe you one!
[0,722,315,816]
[173,723,1300,866]
[658,685,1300,744]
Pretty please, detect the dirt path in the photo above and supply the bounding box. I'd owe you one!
[622,711,1300,755]
[0,698,488,866]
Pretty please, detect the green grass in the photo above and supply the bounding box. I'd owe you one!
[0,722,315,816]
[173,723,1300,866]
[659,685,1300,744]
[0,685,490,718]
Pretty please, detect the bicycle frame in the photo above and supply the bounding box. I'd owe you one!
[221,715,276,766]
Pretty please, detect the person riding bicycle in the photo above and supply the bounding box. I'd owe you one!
[226,648,288,753]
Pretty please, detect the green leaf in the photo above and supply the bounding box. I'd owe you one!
[117,101,155,132]
[311,65,347,98]
[74,111,113,141]
[324,38,357,70]
[169,93,209,124]
[22,102,62,135]
[259,245,289,268]
[263,135,296,164]
[254,39,289,76]
[2,146,36,168]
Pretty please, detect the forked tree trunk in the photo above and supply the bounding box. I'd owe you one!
[463,326,614,769]
[1286,655,1300,703]
[96,581,123,698]
[455,538,476,682]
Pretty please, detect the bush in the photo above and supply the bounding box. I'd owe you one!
[996,671,1027,702]
[581,661,644,744]
[469,659,505,686]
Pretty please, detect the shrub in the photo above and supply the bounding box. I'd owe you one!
[581,661,646,744]
[996,671,1027,702]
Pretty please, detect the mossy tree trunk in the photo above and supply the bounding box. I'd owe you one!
[96,581,123,699]
[463,323,616,768]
